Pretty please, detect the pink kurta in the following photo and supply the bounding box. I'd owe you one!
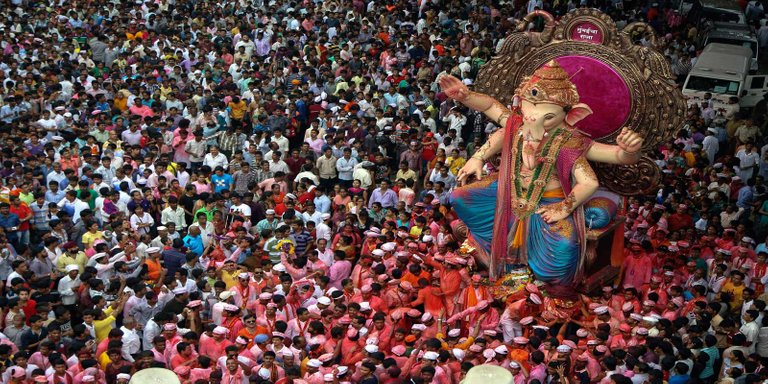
[622,254,653,289]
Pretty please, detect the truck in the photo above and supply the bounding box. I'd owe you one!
[682,43,768,109]
[703,27,759,72]
[687,0,748,25]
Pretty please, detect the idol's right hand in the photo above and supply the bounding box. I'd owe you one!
[457,158,484,184]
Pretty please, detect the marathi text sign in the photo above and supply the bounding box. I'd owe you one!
[570,22,604,44]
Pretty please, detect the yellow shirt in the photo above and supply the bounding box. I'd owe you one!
[221,269,240,290]
[395,169,417,183]
[436,333,474,350]
[448,157,466,176]
[94,313,116,342]
[722,281,746,309]
[98,351,112,369]
[81,231,104,249]
[229,101,247,120]
[56,252,87,273]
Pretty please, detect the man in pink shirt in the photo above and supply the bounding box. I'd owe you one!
[620,244,653,290]
[285,308,312,341]
[198,326,232,362]
[328,251,352,290]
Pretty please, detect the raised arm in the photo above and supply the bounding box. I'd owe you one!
[438,75,511,127]
[439,74,510,183]
[585,127,644,165]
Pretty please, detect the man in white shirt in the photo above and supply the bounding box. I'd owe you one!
[702,128,719,165]
[229,194,252,220]
[203,146,229,170]
[185,131,207,168]
[294,164,320,186]
[57,190,90,223]
[335,148,358,187]
[441,108,467,132]
[161,197,188,229]
[315,238,334,267]
[46,163,67,187]
[301,202,323,224]
[315,214,332,242]
[57,265,81,306]
[189,213,216,247]
[740,309,760,354]
[272,129,290,156]
[120,317,142,358]
[268,151,290,174]
[736,142,760,181]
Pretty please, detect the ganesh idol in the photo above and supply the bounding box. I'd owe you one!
[439,60,643,294]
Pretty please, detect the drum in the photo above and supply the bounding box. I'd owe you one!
[129,368,181,384]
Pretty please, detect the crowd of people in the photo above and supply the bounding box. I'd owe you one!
[0,0,766,383]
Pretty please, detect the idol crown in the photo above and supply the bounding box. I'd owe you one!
[516,60,580,108]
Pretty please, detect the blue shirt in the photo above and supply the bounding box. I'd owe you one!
[335,157,357,181]
[162,249,187,277]
[290,230,313,255]
[45,190,66,204]
[368,188,398,209]
[313,195,331,214]
[668,374,690,384]
[700,346,718,379]
[211,173,233,193]
[737,185,754,209]
[183,234,204,257]
[0,213,20,242]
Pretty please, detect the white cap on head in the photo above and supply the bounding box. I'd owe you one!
[594,306,609,315]
[172,287,187,295]
[556,345,572,353]
[364,344,378,353]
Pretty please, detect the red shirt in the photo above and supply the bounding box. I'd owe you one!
[21,298,37,325]
[9,203,32,231]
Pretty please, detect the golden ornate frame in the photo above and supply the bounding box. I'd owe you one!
[474,8,685,195]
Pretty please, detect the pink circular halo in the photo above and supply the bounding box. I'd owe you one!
[557,55,631,138]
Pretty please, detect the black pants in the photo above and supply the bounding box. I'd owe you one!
[319,177,337,192]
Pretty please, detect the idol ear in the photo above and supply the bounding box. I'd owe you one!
[564,103,593,127]
[512,95,521,108]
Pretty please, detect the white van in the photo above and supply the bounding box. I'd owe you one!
[703,28,759,72]
[681,0,748,25]
[698,0,748,25]
[682,43,768,109]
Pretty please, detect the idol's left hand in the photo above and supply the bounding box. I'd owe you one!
[616,127,644,154]
[536,203,570,224]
